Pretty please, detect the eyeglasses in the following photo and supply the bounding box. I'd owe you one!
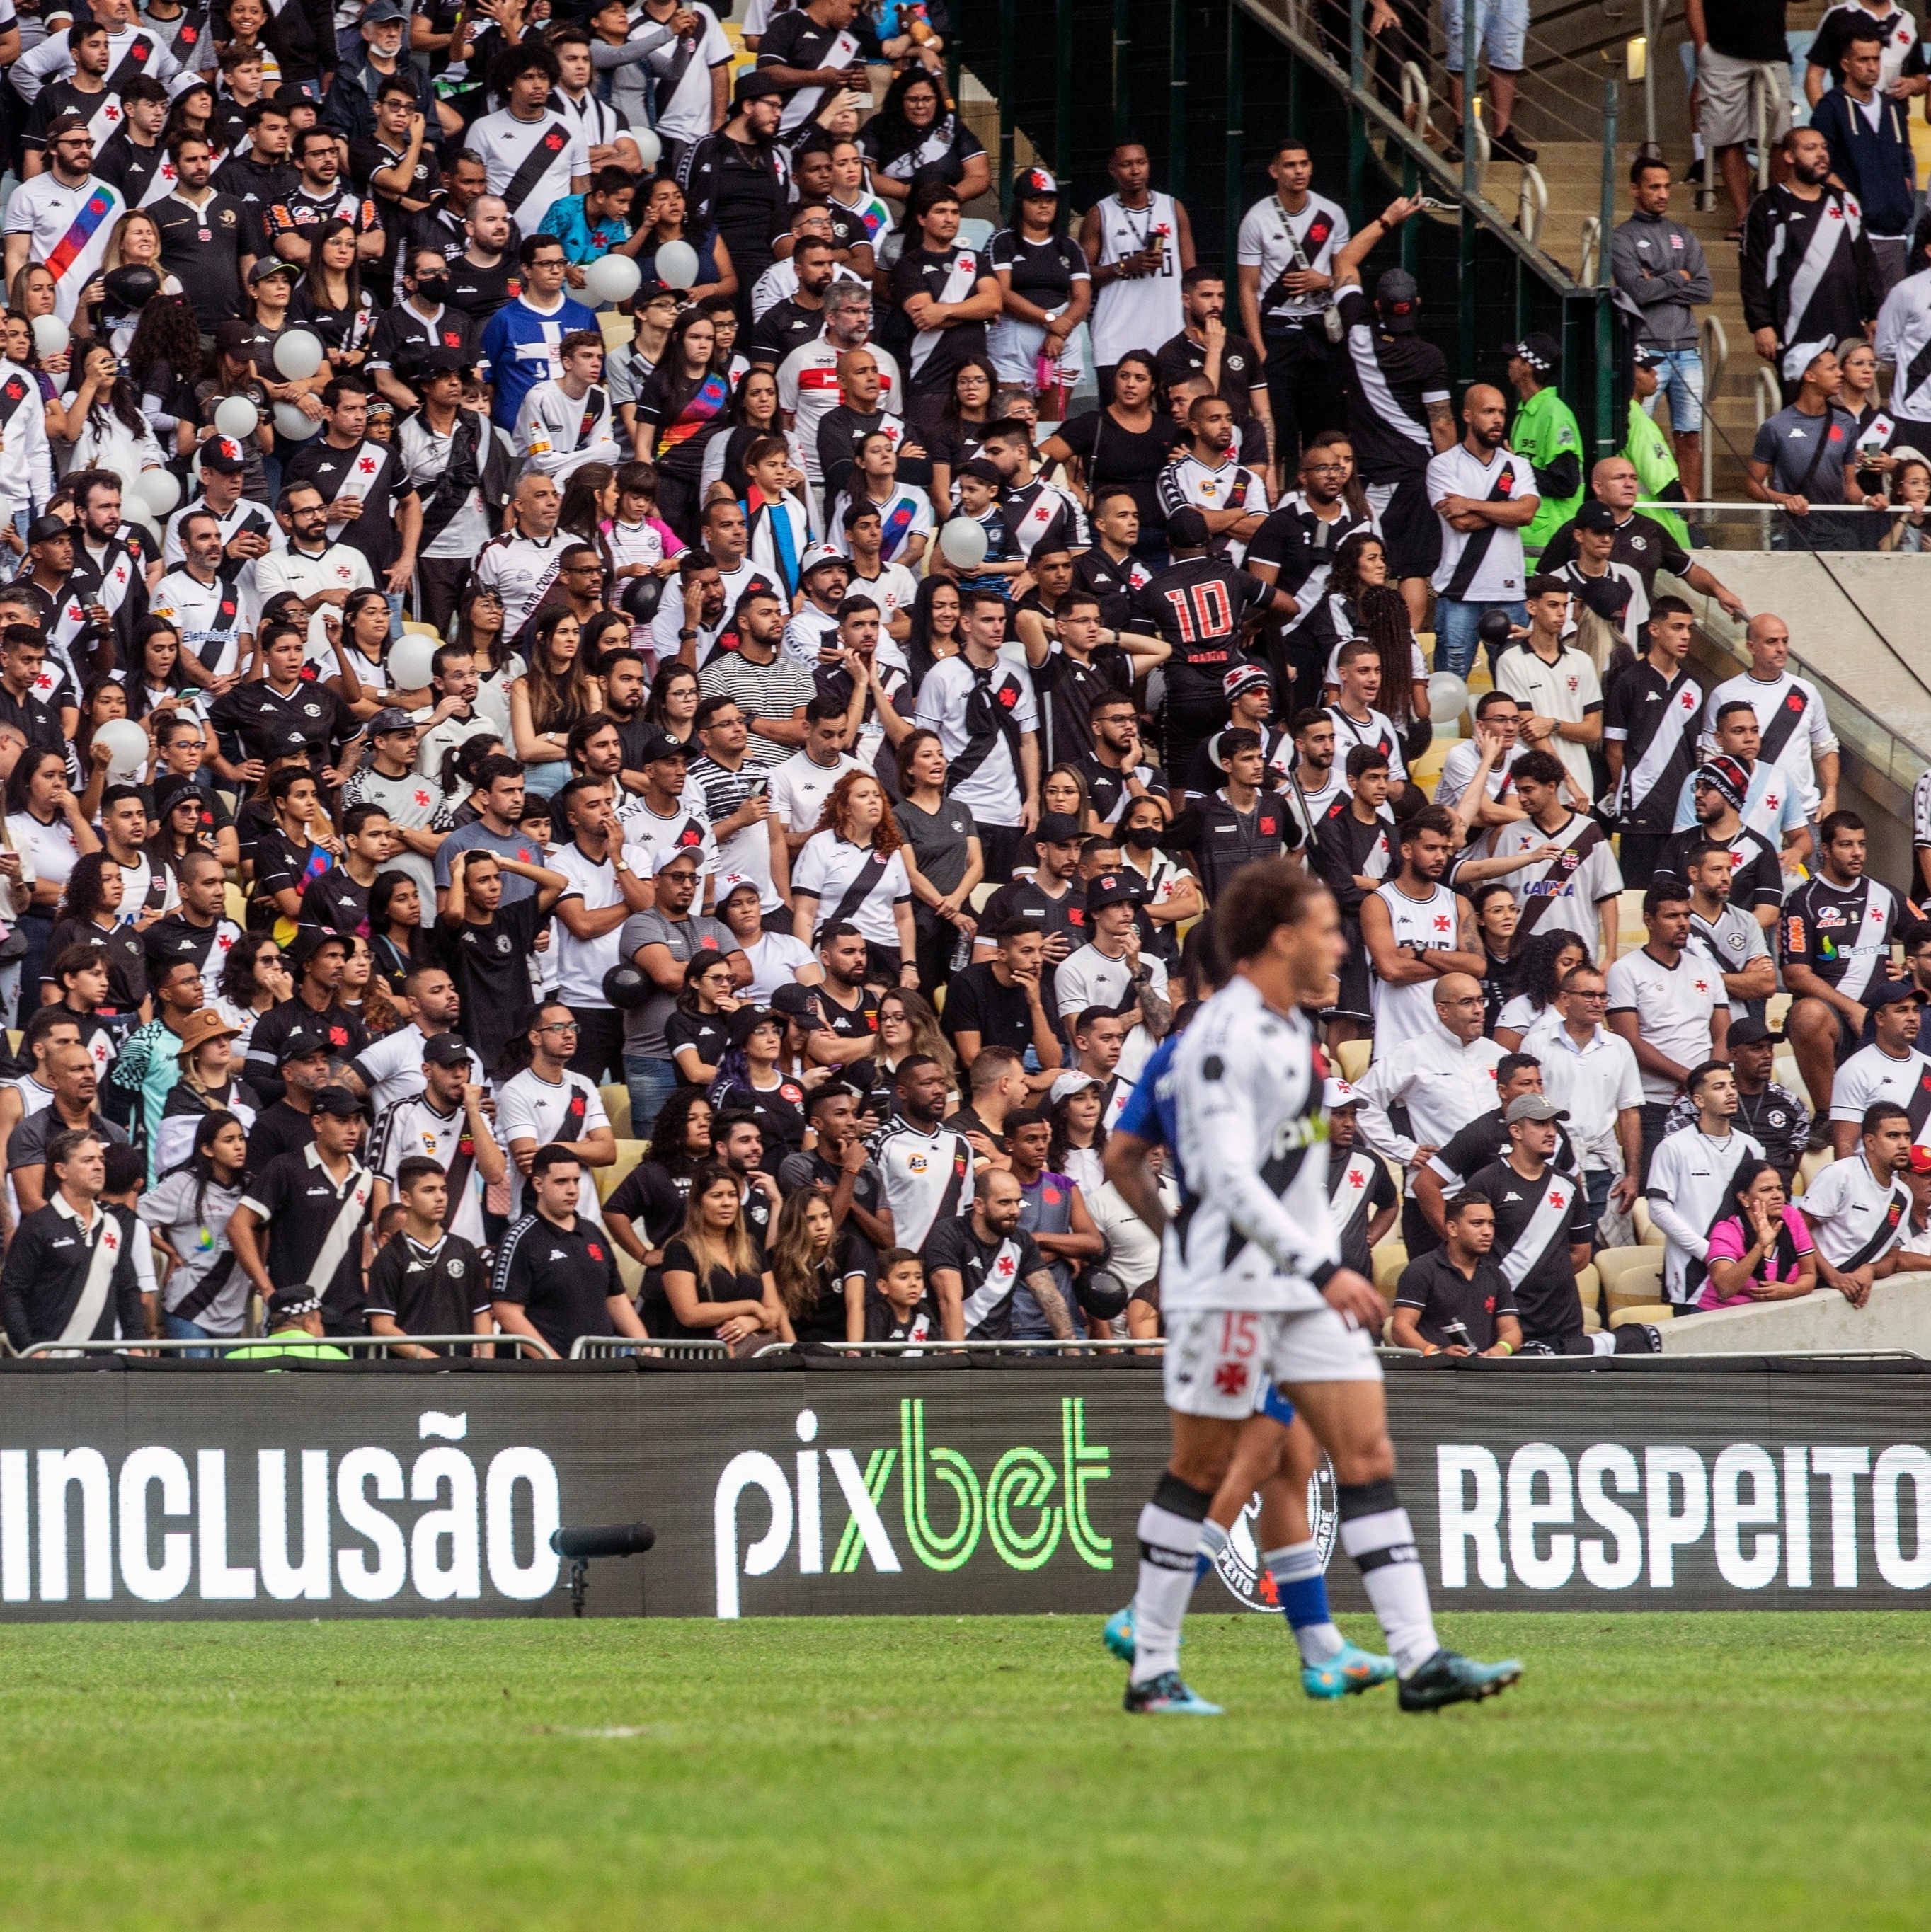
[537,1020,580,1035]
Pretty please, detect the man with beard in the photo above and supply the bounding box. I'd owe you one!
[64,472,147,665]
[1425,383,1539,680]
[680,71,790,324]
[1360,803,1486,1057]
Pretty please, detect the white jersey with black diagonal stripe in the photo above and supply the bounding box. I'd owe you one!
[1164,974,1339,1313]
[869,1117,974,1254]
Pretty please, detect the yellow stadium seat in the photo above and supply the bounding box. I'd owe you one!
[224,882,246,927]
[1598,1249,1665,1313]
[5,1029,16,1054]
[1797,1144,1835,1190]
[614,1243,645,1296]
[400,620,440,638]
[1335,1037,1370,1083]
[1373,1239,1409,1299]
[600,1082,632,1141]
[969,882,999,913]
[1610,1303,1674,1329]
[1775,1050,1813,1112]
[1576,1262,1602,1328]
[595,1138,646,1202]
[1765,991,1792,1031]
[1632,1197,1663,1246]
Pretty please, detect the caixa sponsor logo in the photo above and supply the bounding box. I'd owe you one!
[714,1398,1111,1618]
[1438,1442,1931,1592]
[0,1412,563,1609]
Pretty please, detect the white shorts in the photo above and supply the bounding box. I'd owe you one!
[1162,1305,1382,1418]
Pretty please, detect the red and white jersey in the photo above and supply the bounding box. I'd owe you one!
[777,339,901,481]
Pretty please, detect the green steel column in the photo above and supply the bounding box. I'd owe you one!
[1056,0,1072,176]
[1458,0,1477,390]
[1347,0,1366,229]
[1225,7,1244,273]
[1169,0,1188,197]
[1113,0,1131,140]
[998,0,1016,206]
[1595,76,1620,459]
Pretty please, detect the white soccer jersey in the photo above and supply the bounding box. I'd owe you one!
[1425,444,1537,603]
[1324,701,1408,785]
[1236,190,1348,328]
[828,484,932,566]
[748,253,864,321]
[1798,1149,1910,1270]
[495,1065,611,1227]
[342,764,453,924]
[162,495,282,568]
[14,23,179,99]
[616,796,719,878]
[149,567,257,681]
[548,836,651,1006]
[769,747,860,836]
[1486,810,1624,961]
[847,559,920,626]
[778,339,902,481]
[467,108,590,233]
[1495,640,1603,802]
[1605,940,1729,1103]
[1431,734,1522,822]
[1646,1124,1767,1300]
[474,529,568,638]
[371,1094,491,1246]
[791,829,911,949]
[1829,1042,1931,1131]
[1701,667,1836,805]
[1157,451,1271,563]
[643,3,733,144]
[1368,880,1462,1056]
[514,379,622,482]
[1087,191,1184,368]
[913,652,1038,827]
[1164,974,1339,1313]
[869,1115,973,1251]
[4,171,125,322]
[0,357,53,519]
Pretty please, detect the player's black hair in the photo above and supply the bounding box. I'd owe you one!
[1641,883,1691,917]
[1511,748,1568,790]
[1496,1053,1540,1086]
[1864,1102,1913,1136]
[1344,744,1389,781]
[1685,1059,1734,1100]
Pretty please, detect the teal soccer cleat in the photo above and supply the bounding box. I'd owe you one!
[1301,1640,1397,1700]
[1101,1605,1136,1662]
[1397,1650,1523,1712]
[1123,1670,1223,1716]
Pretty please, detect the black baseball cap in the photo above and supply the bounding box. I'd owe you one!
[1725,1017,1784,1047]
[1869,979,1929,1008]
[275,1028,331,1065]
[423,1033,475,1067]
[311,1085,362,1119]
[1084,873,1140,912]
[769,983,826,1029]
[284,926,348,969]
[249,258,299,285]
[640,728,690,765]
[419,346,472,376]
[1375,266,1420,329]
[25,514,69,546]
[1035,811,1082,846]
[200,436,248,475]
[1166,506,1210,550]
[1576,500,1617,534]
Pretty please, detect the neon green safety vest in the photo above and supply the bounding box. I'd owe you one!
[1622,400,1693,555]
[1513,384,1583,558]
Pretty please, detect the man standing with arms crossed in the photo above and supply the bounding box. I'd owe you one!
[1113,857,1519,1715]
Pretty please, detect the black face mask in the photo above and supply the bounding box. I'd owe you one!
[1125,825,1161,851]
[416,275,449,304]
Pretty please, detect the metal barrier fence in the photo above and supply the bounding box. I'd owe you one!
[751,1338,1166,1357]
[13,1335,553,1358]
[568,1337,731,1359]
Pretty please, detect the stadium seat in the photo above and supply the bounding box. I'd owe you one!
[1765,991,1792,1031]
[596,1139,645,1202]
[1632,1198,1664,1246]
[1610,1304,1673,1329]
[613,1241,644,1296]
[1598,1248,1665,1312]
[1373,1238,1408,1298]
[1576,1262,1602,1329]
[1798,1145,1835,1190]
[1775,1050,1813,1111]
[969,882,999,913]
[224,882,246,927]
[1335,1038,1370,1083]
[400,621,439,638]
[600,1082,631,1141]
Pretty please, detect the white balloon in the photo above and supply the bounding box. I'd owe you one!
[214,395,259,440]
[95,718,149,776]
[583,254,642,306]
[386,634,437,691]
[273,401,322,441]
[939,517,989,569]
[273,328,323,380]
[653,239,700,290]
[629,125,662,171]
[1426,669,1470,727]
[136,468,181,516]
[30,314,68,361]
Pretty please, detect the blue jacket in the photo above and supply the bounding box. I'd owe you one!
[1812,86,1917,239]
[479,293,599,428]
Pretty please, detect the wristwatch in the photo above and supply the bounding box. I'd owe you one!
[678,628,698,640]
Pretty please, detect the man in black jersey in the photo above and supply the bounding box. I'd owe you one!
[1540,454,1748,613]
[91,74,171,209]
[749,229,835,366]
[490,1143,644,1356]
[1125,505,1293,786]
[679,71,789,326]
[1169,726,1297,901]
[1070,487,1152,628]
[1016,584,1163,773]
[214,98,299,220]
[1156,268,1272,472]
[1331,199,1457,624]
[1603,594,1701,887]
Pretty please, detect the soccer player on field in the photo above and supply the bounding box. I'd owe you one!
[1111,856,1522,1715]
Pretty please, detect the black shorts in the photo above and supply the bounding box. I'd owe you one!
[1325,915,1374,1023]
[1373,472,1443,582]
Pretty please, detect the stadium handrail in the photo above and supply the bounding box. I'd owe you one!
[568,1337,731,1358]
[13,1335,554,1357]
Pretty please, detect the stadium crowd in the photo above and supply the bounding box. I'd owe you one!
[0,0,1923,1362]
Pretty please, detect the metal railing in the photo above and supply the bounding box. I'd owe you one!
[568,1337,730,1359]
[14,1335,551,1359]
[752,1338,1164,1357]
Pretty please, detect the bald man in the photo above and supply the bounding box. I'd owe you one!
[1699,611,1839,824]
[1539,456,1748,616]
[1349,970,1509,1258]
[1426,383,1540,682]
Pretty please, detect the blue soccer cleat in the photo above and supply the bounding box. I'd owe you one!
[1101,1604,1136,1662]
[1123,1669,1223,1716]
[1301,1640,1397,1701]
[1397,1649,1523,1713]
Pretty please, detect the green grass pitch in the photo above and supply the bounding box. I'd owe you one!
[1,1611,1927,1930]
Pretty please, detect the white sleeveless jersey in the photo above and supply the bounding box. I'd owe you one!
[1369,881,1460,1055]
[1088,191,1184,369]
[1164,975,1339,1313]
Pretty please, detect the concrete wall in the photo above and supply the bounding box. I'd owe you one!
[1661,1273,1931,1354]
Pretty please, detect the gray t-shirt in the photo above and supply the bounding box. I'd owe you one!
[1751,403,1856,502]
[433,820,546,904]
[618,908,735,1059]
[7,1105,129,1173]
[892,794,975,921]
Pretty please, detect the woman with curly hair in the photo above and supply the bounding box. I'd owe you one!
[1494,926,1591,1051]
[127,292,206,452]
[62,340,169,479]
[46,855,149,1016]
[790,770,917,986]
[213,931,290,1061]
[1308,532,1429,740]
[510,604,602,797]
[340,932,401,1036]
[604,1087,715,1272]
[767,1185,868,1345]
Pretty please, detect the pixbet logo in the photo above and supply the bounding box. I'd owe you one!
[713,1399,1112,1617]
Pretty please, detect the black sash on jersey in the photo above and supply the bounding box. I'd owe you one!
[945,666,1023,791]
[105,34,160,96]
[0,369,35,433]
[1441,464,1520,601]
[173,1249,239,1322]
[560,1085,588,1141]
[1840,1187,1908,1272]
[578,389,608,445]
[654,24,702,109]
[195,586,243,671]
[1513,818,1608,940]
[443,1127,476,1231]
[1756,684,1810,767]
[826,845,890,929]
[502,119,570,213]
[418,410,484,548]
[1904,1063,1931,1143]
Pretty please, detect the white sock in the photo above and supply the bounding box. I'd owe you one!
[1339,1494,1440,1679]
[1264,1541,1345,1664]
[1195,1519,1231,1582]
[1128,1491,1210,1686]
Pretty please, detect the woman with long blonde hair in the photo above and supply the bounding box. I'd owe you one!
[767,1187,867,1345]
[653,1159,786,1350]
[875,986,956,1098]
[791,769,917,987]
